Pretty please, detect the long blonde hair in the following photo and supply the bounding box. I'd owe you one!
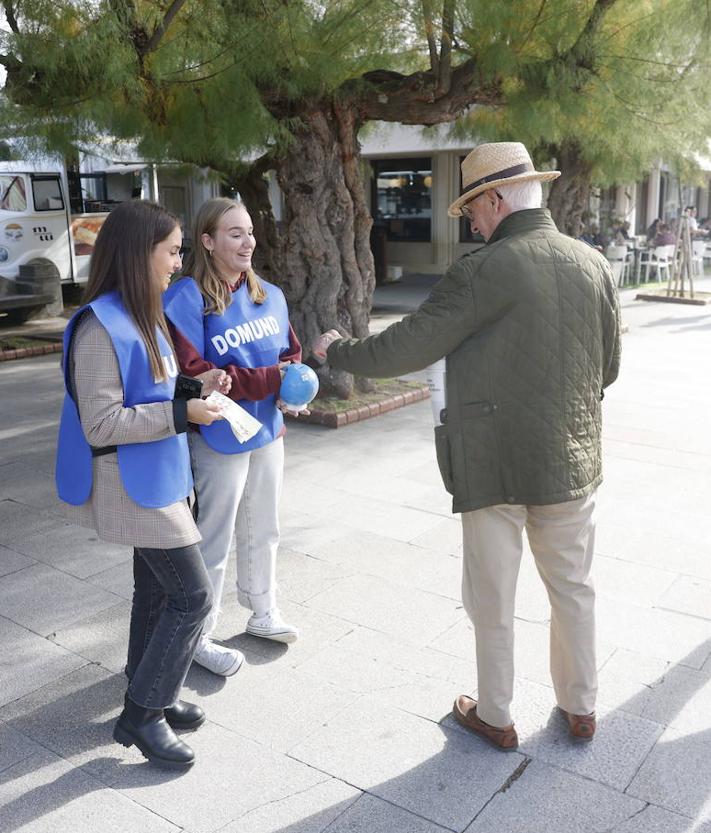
[183,197,266,316]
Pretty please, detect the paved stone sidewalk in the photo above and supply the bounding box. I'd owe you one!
[1,279,711,832]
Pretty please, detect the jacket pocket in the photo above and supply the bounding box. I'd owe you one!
[434,424,455,495]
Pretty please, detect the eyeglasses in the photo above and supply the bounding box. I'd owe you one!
[460,190,503,219]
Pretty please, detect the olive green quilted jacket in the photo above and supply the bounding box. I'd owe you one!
[327,209,621,513]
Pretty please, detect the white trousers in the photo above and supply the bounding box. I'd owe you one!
[189,432,284,635]
[461,492,597,728]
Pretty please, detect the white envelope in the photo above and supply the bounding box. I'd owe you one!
[205,391,262,443]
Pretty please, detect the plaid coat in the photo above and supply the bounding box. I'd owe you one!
[64,310,200,548]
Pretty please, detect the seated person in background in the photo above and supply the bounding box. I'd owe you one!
[646,218,661,242]
[653,223,676,247]
[579,225,605,252]
[614,221,631,244]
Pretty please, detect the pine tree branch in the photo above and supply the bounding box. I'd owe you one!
[516,0,548,54]
[564,0,619,71]
[2,1,20,34]
[435,0,455,96]
[358,57,502,124]
[422,0,440,77]
[142,0,187,56]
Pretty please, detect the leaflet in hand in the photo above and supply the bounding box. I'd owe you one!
[205,391,262,443]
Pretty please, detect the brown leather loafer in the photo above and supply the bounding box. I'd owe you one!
[452,695,519,751]
[560,708,596,741]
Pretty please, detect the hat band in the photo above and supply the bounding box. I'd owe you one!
[461,163,533,196]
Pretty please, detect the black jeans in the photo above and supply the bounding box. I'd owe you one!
[125,544,213,709]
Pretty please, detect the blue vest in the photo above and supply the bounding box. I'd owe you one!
[163,277,290,454]
[55,291,193,509]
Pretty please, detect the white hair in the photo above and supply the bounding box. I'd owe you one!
[496,180,543,210]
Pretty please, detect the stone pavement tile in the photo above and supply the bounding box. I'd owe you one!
[295,644,459,724]
[0,664,128,781]
[111,722,327,833]
[0,544,36,577]
[185,664,359,753]
[324,793,452,833]
[328,467,451,518]
[0,722,44,774]
[598,648,711,734]
[0,461,64,512]
[627,725,711,818]
[334,626,476,689]
[0,616,86,707]
[306,530,462,600]
[0,499,65,546]
[280,478,342,515]
[13,524,131,580]
[0,749,181,833]
[463,759,646,833]
[595,517,711,580]
[217,778,361,833]
[658,575,711,621]
[306,574,465,645]
[278,509,357,556]
[409,517,463,556]
[463,677,663,792]
[275,548,354,605]
[611,805,711,833]
[306,494,444,544]
[289,699,526,831]
[603,436,711,472]
[84,560,134,600]
[593,553,678,608]
[596,596,711,669]
[0,562,123,637]
[49,602,131,674]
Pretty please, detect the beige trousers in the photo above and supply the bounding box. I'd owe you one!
[461,492,597,728]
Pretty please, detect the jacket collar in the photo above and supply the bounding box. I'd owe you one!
[486,208,558,246]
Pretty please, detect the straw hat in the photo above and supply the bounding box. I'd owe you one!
[448,142,560,217]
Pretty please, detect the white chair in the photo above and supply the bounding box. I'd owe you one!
[692,240,706,277]
[606,244,631,286]
[637,245,674,284]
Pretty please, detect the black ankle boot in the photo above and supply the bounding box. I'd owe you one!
[114,696,195,769]
[164,700,206,731]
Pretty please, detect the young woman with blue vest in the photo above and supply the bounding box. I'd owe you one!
[55,200,229,769]
[163,197,304,677]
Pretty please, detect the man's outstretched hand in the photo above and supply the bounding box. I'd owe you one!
[312,329,342,362]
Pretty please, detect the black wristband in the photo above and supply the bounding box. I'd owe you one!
[172,397,189,434]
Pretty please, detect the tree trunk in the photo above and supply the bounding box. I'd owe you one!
[546,140,594,238]
[271,102,376,398]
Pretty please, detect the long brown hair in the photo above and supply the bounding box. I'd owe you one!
[182,196,266,316]
[83,200,179,381]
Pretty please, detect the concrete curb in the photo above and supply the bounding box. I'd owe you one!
[288,384,430,428]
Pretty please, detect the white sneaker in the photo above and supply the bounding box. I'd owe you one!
[193,637,244,676]
[245,609,299,644]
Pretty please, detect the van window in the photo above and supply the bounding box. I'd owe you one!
[0,176,28,212]
[31,175,65,211]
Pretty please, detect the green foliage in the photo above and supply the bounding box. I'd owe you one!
[457,0,711,185]
[1,0,710,186]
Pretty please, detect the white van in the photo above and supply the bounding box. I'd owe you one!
[0,162,109,320]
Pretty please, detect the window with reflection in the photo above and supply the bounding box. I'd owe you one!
[371,157,432,242]
[0,175,28,212]
[31,175,65,212]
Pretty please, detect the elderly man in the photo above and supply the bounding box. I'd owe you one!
[313,142,621,751]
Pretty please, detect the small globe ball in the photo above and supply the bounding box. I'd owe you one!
[279,362,319,410]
